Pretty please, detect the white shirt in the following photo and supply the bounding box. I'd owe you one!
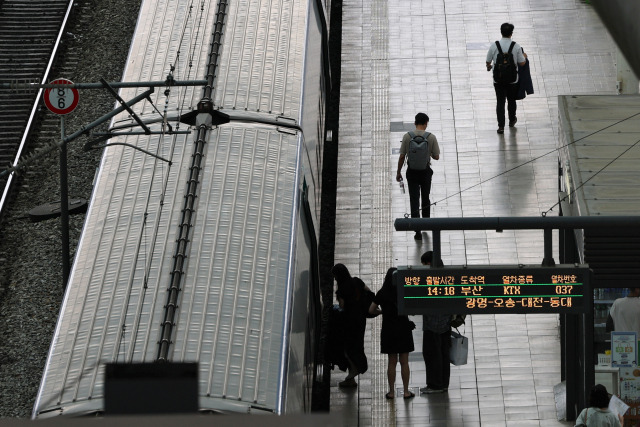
[574,407,621,427]
[609,296,640,337]
[486,38,526,84]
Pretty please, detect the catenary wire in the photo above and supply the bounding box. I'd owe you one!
[543,136,640,215]
[424,110,640,215]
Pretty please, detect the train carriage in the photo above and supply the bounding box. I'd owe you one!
[33,0,328,417]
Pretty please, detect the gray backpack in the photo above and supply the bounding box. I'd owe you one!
[407,131,430,170]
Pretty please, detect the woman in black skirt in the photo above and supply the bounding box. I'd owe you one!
[369,267,415,399]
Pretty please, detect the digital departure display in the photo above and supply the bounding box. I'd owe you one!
[395,265,590,315]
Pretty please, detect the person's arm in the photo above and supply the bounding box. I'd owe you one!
[518,47,527,66]
[606,313,615,332]
[396,154,405,182]
[430,136,440,161]
[369,302,381,316]
[486,45,495,71]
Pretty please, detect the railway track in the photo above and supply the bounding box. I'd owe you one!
[0,0,76,217]
[0,0,142,417]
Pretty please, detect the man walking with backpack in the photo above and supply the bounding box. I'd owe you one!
[396,112,440,240]
[486,23,527,134]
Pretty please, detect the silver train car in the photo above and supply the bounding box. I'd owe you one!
[33,0,328,417]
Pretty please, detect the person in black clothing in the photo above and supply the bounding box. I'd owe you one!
[332,263,376,388]
[369,267,415,399]
[419,251,451,394]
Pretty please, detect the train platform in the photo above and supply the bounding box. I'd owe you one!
[329,0,618,425]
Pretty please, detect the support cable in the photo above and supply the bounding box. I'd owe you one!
[543,136,640,215]
[114,2,212,360]
[420,110,640,216]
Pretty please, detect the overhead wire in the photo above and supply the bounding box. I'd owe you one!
[177,1,207,118]
[543,135,640,215]
[427,110,640,216]
[117,1,209,362]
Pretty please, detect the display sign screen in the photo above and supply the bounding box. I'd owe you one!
[395,265,590,315]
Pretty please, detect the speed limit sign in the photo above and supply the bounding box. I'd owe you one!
[43,78,79,115]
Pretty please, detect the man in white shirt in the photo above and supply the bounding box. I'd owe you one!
[486,23,527,134]
[606,287,640,337]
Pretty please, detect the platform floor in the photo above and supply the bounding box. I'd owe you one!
[330,0,618,425]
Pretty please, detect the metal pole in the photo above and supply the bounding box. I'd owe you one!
[433,229,443,267]
[0,79,208,91]
[64,88,154,145]
[394,216,640,230]
[542,228,555,266]
[60,117,70,288]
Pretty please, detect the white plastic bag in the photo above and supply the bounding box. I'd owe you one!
[450,329,468,366]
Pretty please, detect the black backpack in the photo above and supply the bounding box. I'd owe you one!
[493,41,517,84]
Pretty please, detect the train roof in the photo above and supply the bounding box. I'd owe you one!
[34,0,319,417]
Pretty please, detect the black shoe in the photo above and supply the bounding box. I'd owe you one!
[414,232,422,240]
[509,117,517,127]
[339,378,357,388]
[497,127,504,134]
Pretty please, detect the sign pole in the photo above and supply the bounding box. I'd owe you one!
[60,116,70,288]
[43,78,79,289]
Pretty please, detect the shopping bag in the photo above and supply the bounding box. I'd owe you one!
[450,329,468,366]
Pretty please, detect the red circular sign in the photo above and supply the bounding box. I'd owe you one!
[43,78,79,115]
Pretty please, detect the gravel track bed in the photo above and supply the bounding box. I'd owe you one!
[0,0,141,417]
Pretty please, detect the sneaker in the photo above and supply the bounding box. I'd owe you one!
[414,232,422,240]
[339,378,357,388]
[497,127,504,134]
[420,387,445,394]
[509,117,517,127]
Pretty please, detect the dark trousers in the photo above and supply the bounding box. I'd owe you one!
[406,167,433,218]
[494,83,519,127]
[422,329,450,390]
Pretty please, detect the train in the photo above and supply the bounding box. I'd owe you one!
[33,0,330,417]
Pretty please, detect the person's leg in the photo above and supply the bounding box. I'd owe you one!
[399,352,411,396]
[424,330,444,389]
[506,83,518,125]
[494,83,507,129]
[422,330,429,369]
[440,330,451,390]
[405,170,420,218]
[406,169,423,239]
[338,353,358,387]
[419,169,432,218]
[387,353,398,396]
[345,355,358,380]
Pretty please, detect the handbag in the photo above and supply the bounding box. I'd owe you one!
[450,314,466,328]
[450,328,468,366]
